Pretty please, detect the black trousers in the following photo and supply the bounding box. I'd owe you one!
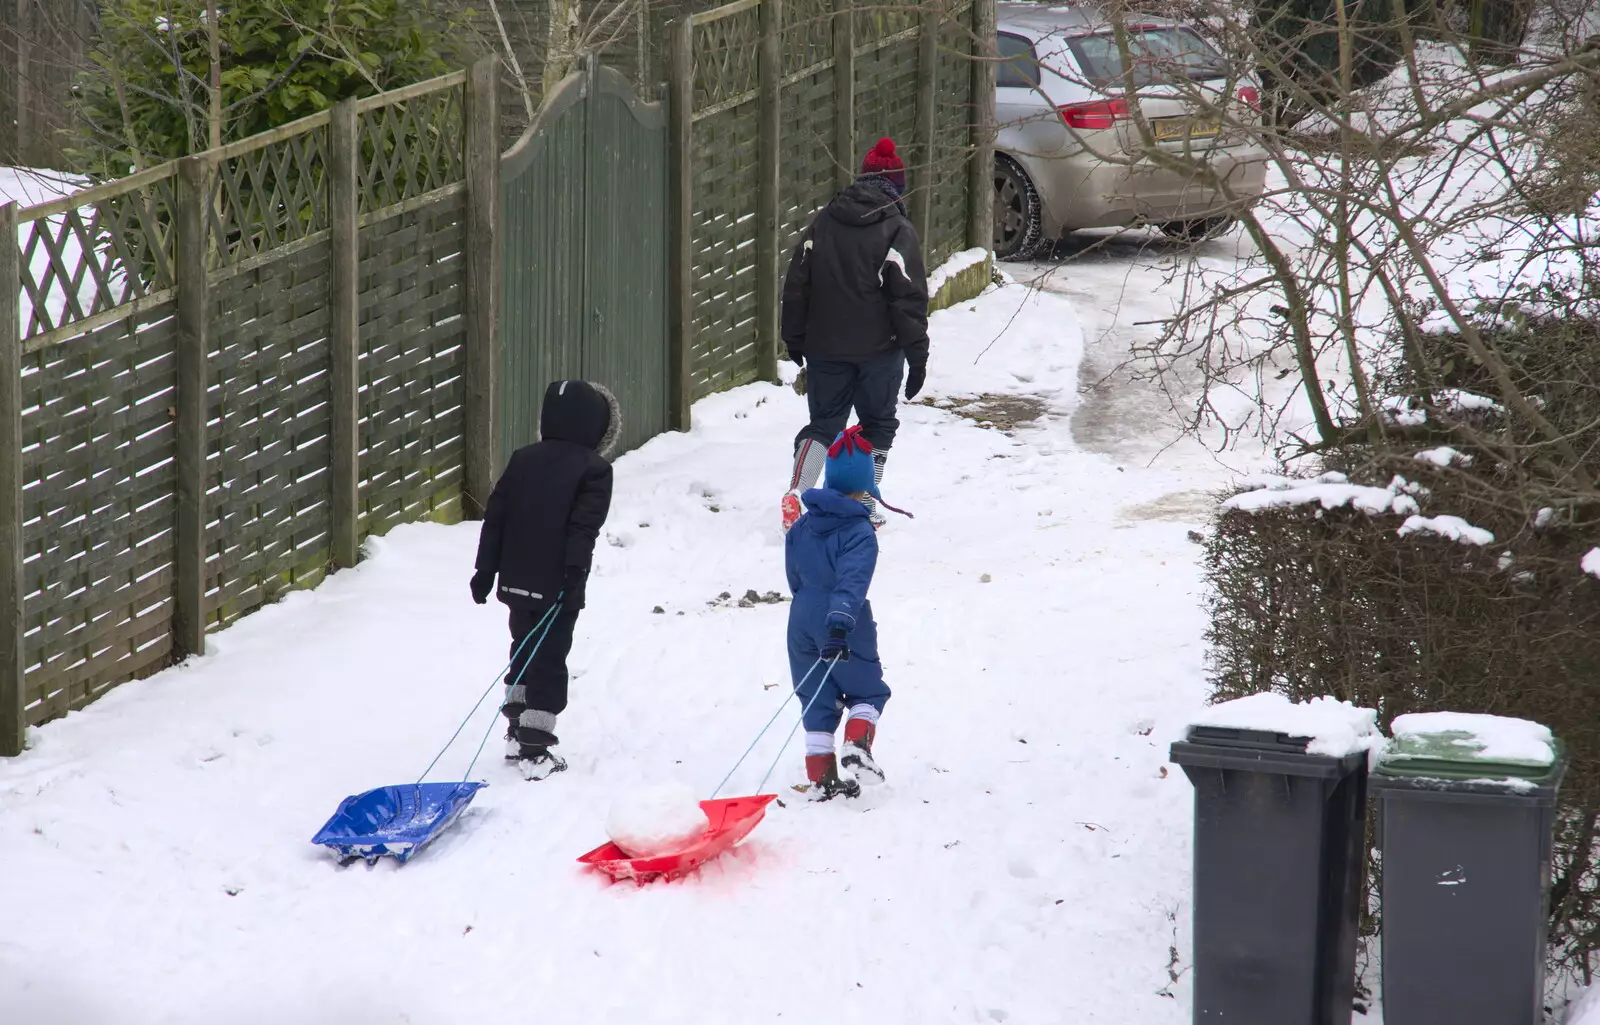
[795,350,905,452]
[504,604,580,721]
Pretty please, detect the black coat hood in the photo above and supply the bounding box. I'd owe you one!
[540,380,622,459]
[827,179,906,227]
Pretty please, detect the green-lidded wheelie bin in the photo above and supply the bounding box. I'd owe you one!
[1170,722,1369,1025]
[1373,713,1566,1025]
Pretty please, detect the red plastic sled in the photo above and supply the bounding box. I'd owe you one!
[578,794,777,885]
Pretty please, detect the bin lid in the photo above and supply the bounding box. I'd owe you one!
[1377,712,1562,785]
[1182,724,1314,754]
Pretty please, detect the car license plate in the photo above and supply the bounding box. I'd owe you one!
[1153,115,1221,140]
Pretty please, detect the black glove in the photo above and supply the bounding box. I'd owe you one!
[786,347,804,367]
[822,626,850,662]
[470,570,494,605]
[562,565,587,604]
[904,363,926,401]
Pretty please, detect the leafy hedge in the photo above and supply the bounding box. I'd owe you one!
[72,0,467,175]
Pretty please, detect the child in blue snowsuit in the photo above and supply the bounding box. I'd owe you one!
[786,425,905,800]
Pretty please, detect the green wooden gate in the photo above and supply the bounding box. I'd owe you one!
[499,59,669,460]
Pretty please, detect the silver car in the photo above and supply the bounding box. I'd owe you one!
[992,3,1269,259]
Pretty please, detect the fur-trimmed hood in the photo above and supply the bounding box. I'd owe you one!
[539,379,623,459]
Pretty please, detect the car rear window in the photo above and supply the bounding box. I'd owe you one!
[1064,27,1228,89]
[998,32,1041,89]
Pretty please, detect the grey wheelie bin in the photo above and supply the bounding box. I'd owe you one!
[1373,714,1566,1025]
[1170,724,1369,1025]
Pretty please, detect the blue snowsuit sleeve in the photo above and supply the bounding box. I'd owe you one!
[826,525,878,631]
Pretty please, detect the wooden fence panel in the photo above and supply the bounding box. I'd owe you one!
[930,1,976,266]
[777,64,838,267]
[357,195,470,538]
[19,305,180,722]
[688,2,763,399]
[853,33,921,178]
[204,250,335,629]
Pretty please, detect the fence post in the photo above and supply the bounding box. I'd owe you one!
[912,0,940,243]
[464,55,502,519]
[0,203,23,756]
[967,0,997,252]
[832,0,855,188]
[328,101,361,568]
[0,16,16,166]
[757,0,782,385]
[174,156,211,660]
[667,16,695,431]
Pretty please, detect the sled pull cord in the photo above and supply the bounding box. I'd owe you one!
[709,657,828,799]
[414,597,565,786]
[708,655,840,799]
[754,657,841,796]
[458,598,567,783]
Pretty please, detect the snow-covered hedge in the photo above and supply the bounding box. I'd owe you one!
[1204,452,1600,973]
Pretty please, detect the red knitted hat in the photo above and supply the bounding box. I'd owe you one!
[861,137,906,191]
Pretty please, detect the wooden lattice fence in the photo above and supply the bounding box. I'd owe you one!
[667,0,996,417]
[0,63,502,753]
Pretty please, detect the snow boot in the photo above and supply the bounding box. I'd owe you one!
[840,716,885,785]
[514,725,566,780]
[781,491,804,533]
[783,439,827,533]
[502,684,528,760]
[519,749,568,781]
[804,753,860,801]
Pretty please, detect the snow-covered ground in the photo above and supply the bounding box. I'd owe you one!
[0,270,1267,1024]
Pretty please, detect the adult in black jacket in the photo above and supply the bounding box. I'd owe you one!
[471,379,620,778]
[780,137,930,531]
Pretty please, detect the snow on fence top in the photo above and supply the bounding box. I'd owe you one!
[1190,692,1383,759]
[1222,471,1421,517]
[1389,712,1556,767]
[1397,514,1494,546]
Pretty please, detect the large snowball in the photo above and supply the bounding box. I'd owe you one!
[605,784,710,858]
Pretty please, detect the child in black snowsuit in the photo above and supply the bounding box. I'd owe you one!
[471,379,620,779]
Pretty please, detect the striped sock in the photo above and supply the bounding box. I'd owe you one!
[863,451,888,520]
[790,439,826,493]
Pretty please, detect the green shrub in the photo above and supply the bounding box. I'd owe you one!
[72,0,468,176]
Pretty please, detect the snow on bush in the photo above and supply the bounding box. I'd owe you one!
[1190,692,1384,760]
[1583,548,1600,580]
[1390,712,1556,767]
[1382,395,1429,427]
[1397,514,1494,547]
[1436,389,1505,415]
[1414,446,1471,468]
[1222,472,1421,518]
[605,784,709,858]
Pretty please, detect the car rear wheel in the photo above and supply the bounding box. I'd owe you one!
[1157,216,1237,243]
[993,157,1047,262]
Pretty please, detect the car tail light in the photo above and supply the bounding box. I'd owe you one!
[1238,86,1260,111]
[1059,99,1128,130]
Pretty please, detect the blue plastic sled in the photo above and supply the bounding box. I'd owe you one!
[311,781,486,865]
